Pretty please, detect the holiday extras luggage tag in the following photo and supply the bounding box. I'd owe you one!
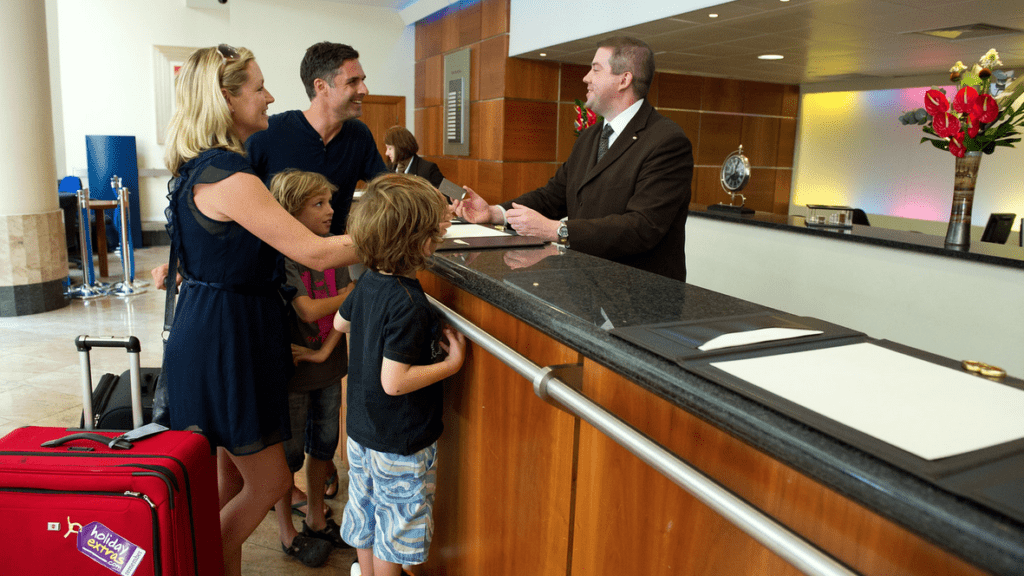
[76,521,147,575]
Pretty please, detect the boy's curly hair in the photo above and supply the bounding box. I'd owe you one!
[348,173,448,275]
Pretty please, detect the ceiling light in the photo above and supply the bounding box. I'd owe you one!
[709,13,718,18]
[539,53,547,57]
[759,54,784,60]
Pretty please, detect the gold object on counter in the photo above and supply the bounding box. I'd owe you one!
[961,360,1007,379]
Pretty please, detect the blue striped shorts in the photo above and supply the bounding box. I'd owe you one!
[340,438,438,564]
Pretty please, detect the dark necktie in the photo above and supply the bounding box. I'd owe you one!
[597,124,614,162]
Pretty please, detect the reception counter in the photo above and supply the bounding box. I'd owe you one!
[417,236,1024,576]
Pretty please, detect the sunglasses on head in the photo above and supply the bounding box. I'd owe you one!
[217,43,239,66]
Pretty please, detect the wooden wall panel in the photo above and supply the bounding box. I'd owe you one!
[478,35,508,101]
[415,15,442,61]
[571,360,987,576]
[778,117,797,168]
[503,100,558,162]
[415,59,426,109]
[470,100,504,160]
[480,0,509,39]
[702,77,744,113]
[457,159,503,201]
[416,105,443,157]
[741,116,781,166]
[782,84,800,117]
[742,80,785,116]
[559,63,589,103]
[696,113,743,166]
[505,57,560,101]
[741,167,778,213]
[692,165,724,207]
[421,55,443,109]
[418,274,578,576]
[774,168,793,214]
[457,0,482,47]
[502,162,559,202]
[469,41,481,102]
[557,102,579,163]
[657,109,701,156]
[429,155,459,185]
[656,73,703,110]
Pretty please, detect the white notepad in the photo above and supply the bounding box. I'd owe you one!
[711,342,1024,460]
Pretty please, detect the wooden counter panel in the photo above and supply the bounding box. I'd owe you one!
[572,359,988,576]
[420,274,580,575]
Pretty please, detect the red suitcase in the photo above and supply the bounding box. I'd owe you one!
[0,336,223,576]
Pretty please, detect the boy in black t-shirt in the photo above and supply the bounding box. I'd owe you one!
[334,173,466,575]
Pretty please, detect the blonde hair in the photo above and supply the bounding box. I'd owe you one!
[270,169,337,215]
[348,173,448,276]
[164,46,256,176]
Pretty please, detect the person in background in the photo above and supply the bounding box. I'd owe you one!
[334,173,466,576]
[383,125,444,188]
[452,36,693,282]
[162,45,360,576]
[268,169,356,567]
[248,41,388,235]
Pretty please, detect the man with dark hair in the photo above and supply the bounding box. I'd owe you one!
[248,41,387,235]
[245,41,387,564]
[453,36,693,282]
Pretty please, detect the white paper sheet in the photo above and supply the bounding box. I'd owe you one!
[711,342,1024,460]
[444,223,513,239]
[698,328,823,351]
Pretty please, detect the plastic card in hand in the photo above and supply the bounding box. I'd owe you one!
[438,178,466,201]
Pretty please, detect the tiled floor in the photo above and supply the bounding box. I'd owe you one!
[0,245,357,574]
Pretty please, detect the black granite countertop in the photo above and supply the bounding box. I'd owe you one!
[690,205,1024,270]
[427,245,1024,576]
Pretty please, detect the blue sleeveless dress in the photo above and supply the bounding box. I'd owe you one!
[163,149,291,455]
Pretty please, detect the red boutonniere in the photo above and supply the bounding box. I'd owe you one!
[573,99,602,137]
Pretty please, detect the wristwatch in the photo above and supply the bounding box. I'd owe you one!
[557,222,569,246]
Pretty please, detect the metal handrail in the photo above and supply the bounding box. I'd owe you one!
[428,295,858,576]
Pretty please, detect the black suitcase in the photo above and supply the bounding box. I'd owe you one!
[79,368,162,429]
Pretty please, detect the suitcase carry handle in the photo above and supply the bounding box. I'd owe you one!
[77,335,144,430]
[40,432,133,450]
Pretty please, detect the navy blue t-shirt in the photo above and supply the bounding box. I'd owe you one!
[340,270,445,455]
[246,110,388,234]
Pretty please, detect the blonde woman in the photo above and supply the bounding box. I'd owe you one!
[163,44,359,576]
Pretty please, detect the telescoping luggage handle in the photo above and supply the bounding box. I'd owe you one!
[76,335,144,431]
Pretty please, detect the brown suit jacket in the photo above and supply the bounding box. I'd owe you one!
[502,100,693,282]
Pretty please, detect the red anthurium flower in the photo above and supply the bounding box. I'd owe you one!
[972,93,999,124]
[923,89,948,116]
[932,112,961,138]
[951,85,978,114]
[586,109,597,124]
[948,132,967,157]
[965,114,980,138]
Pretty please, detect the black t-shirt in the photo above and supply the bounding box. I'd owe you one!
[340,270,444,455]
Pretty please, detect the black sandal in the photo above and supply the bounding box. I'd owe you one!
[281,534,332,567]
[303,518,352,549]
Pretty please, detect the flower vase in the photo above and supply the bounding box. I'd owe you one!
[944,150,983,250]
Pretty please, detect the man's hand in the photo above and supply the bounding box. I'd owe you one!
[451,187,496,224]
[506,203,560,241]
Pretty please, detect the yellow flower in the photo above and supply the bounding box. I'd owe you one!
[979,49,1002,68]
[949,61,967,74]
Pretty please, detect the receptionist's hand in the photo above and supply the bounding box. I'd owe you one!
[506,203,559,241]
[451,187,493,224]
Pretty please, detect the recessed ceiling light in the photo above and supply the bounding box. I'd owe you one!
[539,53,547,57]
[709,13,718,18]
[759,54,784,60]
